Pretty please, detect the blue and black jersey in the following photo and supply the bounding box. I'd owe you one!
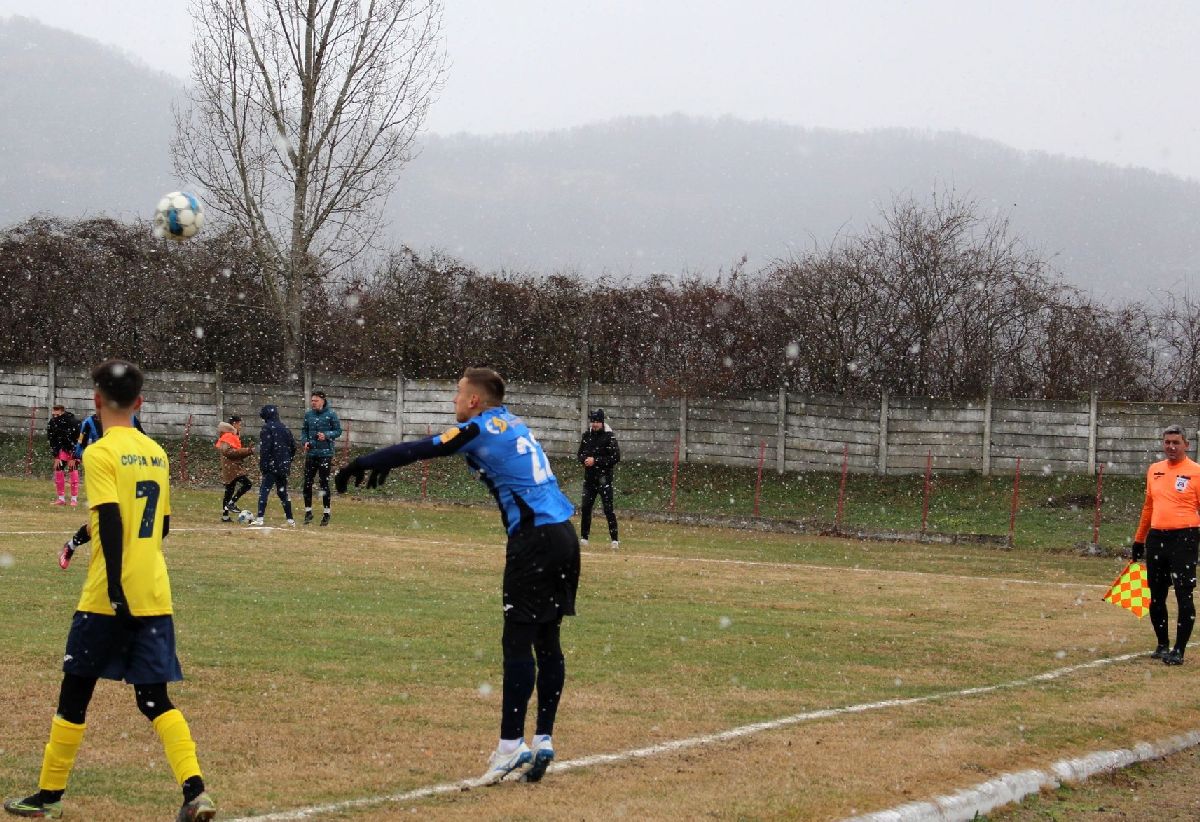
[75,413,143,459]
[357,405,575,535]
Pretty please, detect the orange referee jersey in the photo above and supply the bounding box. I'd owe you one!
[1134,457,1200,542]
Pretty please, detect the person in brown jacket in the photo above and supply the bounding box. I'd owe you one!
[216,415,255,522]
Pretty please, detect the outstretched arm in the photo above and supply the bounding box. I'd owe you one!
[336,424,479,492]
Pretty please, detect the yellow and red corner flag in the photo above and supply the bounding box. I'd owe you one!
[1103,561,1149,618]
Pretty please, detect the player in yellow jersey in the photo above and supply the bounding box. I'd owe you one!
[4,360,216,822]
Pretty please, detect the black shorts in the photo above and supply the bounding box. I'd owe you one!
[1147,527,1200,593]
[63,611,184,684]
[503,521,580,623]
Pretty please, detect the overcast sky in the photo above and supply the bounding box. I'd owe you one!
[3,0,1198,180]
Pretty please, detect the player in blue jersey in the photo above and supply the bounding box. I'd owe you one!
[335,367,580,785]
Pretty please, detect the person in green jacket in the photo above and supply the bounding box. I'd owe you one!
[301,391,343,525]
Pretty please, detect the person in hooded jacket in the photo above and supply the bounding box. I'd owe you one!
[47,405,81,506]
[252,405,296,527]
[577,408,620,550]
[300,391,342,526]
[215,415,255,522]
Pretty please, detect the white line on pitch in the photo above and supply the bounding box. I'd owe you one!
[371,538,1111,591]
[226,651,1144,821]
[0,528,1114,590]
[843,729,1200,822]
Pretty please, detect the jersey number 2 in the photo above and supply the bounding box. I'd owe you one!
[516,435,554,484]
[135,480,161,538]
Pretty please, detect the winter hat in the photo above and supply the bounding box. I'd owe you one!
[228,415,242,423]
[588,408,605,423]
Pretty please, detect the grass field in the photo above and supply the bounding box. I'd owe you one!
[1,465,1196,821]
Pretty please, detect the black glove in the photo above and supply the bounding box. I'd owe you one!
[109,592,141,632]
[1131,541,1145,562]
[336,458,391,492]
[335,459,364,493]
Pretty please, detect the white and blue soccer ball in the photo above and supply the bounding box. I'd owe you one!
[153,191,205,241]
[237,509,255,525]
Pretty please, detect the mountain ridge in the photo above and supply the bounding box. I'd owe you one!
[2,16,1197,302]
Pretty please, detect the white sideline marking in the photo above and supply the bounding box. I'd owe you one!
[226,652,1143,821]
[1,528,1111,589]
[605,550,1112,590]
[843,729,1200,822]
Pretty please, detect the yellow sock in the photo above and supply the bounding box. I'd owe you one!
[152,709,203,785]
[38,716,85,791]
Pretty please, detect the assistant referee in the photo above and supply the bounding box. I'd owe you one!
[1131,424,1200,666]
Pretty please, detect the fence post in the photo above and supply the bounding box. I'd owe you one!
[214,365,224,425]
[921,450,932,535]
[836,443,849,532]
[1008,457,1022,548]
[179,413,193,484]
[47,356,57,408]
[776,386,787,475]
[26,405,37,477]
[422,423,430,500]
[1092,463,1105,546]
[303,366,313,407]
[877,391,889,475]
[395,373,405,439]
[754,440,767,517]
[982,391,992,477]
[678,393,688,464]
[669,436,680,512]
[580,375,590,433]
[1087,390,1099,475]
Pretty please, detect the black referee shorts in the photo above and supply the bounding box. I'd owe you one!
[502,521,580,623]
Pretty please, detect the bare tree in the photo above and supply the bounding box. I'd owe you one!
[174,0,446,379]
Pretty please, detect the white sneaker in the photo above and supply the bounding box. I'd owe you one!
[580,538,589,546]
[250,517,264,527]
[479,742,532,784]
[611,540,619,551]
[286,519,297,527]
[522,736,555,782]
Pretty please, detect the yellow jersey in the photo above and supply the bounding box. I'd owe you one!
[79,425,173,616]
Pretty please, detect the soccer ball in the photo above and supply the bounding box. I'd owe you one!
[153,191,205,241]
[237,509,255,525]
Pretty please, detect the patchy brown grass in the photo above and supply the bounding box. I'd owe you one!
[0,478,1195,821]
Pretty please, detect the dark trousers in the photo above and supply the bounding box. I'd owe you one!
[258,470,294,520]
[222,476,251,512]
[580,471,618,541]
[1147,527,1200,652]
[303,456,333,510]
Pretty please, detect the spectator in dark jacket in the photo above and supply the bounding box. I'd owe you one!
[577,408,620,550]
[253,404,296,526]
[46,405,81,506]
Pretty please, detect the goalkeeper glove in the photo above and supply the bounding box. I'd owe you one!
[335,459,391,493]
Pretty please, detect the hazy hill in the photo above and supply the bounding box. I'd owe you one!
[390,120,1200,300]
[0,16,181,222]
[2,16,1198,302]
